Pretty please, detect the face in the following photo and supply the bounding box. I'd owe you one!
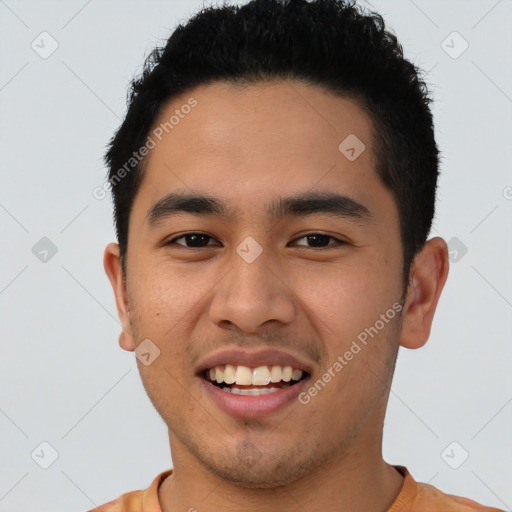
[108,80,411,487]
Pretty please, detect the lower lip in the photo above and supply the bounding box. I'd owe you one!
[200,377,309,419]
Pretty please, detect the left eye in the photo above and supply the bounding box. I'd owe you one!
[165,233,344,249]
[291,233,344,248]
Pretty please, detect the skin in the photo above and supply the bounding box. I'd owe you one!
[104,80,449,512]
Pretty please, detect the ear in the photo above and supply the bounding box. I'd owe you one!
[103,242,136,352]
[399,237,450,350]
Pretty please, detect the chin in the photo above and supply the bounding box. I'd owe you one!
[199,444,313,489]
[211,463,307,489]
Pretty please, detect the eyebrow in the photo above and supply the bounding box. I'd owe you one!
[146,190,373,227]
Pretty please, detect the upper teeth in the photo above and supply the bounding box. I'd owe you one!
[207,365,304,386]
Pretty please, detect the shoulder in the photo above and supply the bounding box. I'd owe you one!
[391,466,505,512]
[87,489,144,512]
[416,480,505,511]
[86,469,173,512]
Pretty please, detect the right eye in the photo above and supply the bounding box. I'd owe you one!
[164,232,221,248]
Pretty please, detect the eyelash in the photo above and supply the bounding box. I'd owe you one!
[164,232,346,249]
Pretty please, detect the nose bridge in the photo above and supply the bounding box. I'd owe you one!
[208,241,295,332]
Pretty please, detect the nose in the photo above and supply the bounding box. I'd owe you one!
[208,247,296,334]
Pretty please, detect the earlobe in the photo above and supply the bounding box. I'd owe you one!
[399,237,450,350]
[103,243,136,352]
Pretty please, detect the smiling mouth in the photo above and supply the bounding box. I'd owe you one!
[203,364,309,395]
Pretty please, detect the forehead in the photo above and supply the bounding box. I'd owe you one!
[148,80,375,168]
[130,79,396,229]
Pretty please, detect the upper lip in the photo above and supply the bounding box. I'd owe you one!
[196,348,314,375]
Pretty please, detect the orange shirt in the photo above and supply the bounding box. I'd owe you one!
[89,466,504,512]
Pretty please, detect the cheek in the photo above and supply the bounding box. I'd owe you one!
[126,269,197,388]
[298,253,398,337]
[130,262,210,331]
[296,253,402,412]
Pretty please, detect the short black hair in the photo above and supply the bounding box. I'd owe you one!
[104,0,439,297]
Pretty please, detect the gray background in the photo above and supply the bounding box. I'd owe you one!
[0,0,511,510]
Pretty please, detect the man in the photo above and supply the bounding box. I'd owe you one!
[95,0,503,510]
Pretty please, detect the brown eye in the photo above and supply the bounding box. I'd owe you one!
[291,234,344,248]
[166,233,219,248]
